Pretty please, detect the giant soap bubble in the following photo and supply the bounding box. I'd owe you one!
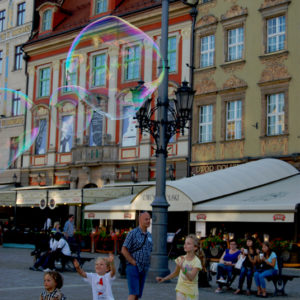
[65,16,164,120]
[0,88,39,172]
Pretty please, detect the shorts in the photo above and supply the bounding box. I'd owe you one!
[176,291,197,300]
[126,264,147,298]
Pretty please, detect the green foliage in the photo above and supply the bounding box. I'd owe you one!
[202,235,224,249]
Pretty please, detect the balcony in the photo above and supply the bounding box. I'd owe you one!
[72,145,118,164]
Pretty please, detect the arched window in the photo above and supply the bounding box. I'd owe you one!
[42,9,52,31]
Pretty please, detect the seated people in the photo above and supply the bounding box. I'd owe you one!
[234,237,258,295]
[51,221,61,233]
[254,242,278,298]
[215,239,241,293]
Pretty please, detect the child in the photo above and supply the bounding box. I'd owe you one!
[156,234,202,300]
[74,253,116,300]
[40,270,66,300]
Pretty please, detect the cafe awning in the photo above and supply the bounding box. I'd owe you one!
[16,190,47,207]
[191,174,300,223]
[0,191,16,206]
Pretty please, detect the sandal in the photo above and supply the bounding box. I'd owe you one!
[234,289,241,295]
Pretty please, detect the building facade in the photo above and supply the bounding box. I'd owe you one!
[191,0,300,175]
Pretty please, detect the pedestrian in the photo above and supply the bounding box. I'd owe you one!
[63,215,75,241]
[156,234,202,300]
[51,221,61,233]
[73,253,116,300]
[43,217,52,232]
[40,270,66,300]
[121,211,152,300]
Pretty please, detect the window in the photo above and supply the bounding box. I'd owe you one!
[0,50,3,74]
[228,27,244,61]
[122,106,137,146]
[168,36,177,73]
[9,137,18,169]
[199,105,213,143]
[200,35,215,68]
[39,67,50,97]
[96,0,107,14]
[267,16,285,53]
[267,93,284,136]
[64,61,77,92]
[92,54,106,87]
[12,90,21,116]
[42,10,52,31]
[35,119,47,155]
[0,10,5,32]
[226,100,242,140]
[59,115,74,152]
[17,2,26,26]
[124,45,140,81]
[89,112,103,146]
[15,45,22,70]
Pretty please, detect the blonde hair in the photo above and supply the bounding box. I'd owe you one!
[95,257,111,270]
[186,234,206,271]
[53,221,60,228]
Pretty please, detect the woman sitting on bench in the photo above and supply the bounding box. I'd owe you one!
[254,242,278,298]
[215,239,241,293]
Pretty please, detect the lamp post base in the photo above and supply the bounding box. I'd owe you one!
[147,204,170,282]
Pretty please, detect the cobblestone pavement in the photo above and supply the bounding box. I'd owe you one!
[1,246,300,300]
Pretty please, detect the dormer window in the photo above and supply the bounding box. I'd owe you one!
[42,9,52,31]
[96,0,107,14]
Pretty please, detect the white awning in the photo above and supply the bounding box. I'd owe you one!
[49,189,81,205]
[191,174,300,223]
[0,191,16,206]
[16,190,47,206]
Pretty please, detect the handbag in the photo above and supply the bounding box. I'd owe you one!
[235,255,246,269]
[210,262,218,274]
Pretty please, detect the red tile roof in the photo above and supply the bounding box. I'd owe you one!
[28,0,164,44]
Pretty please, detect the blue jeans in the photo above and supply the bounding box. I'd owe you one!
[216,263,233,284]
[254,269,278,289]
[126,264,147,298]
[238,266,253,290]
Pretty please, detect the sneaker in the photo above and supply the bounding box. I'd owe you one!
[217,278,227,283]
[37,266,44,271]
[29,266,38,271]
[43,268,52,272]
[215,288,223,293]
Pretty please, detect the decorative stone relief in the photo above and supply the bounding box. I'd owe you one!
[260,0,289,10]
[195,76,217,95]
[199,0,216,14]
[259,62,290,83]
[223,62,245,73]
[261,136,288,156]
[196,15,218,28]
[181,28,191,40]
[221,5,248,21]
[222,75,247,90]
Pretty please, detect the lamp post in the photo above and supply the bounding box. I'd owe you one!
[181,0,199,177]
[132,0,195,280]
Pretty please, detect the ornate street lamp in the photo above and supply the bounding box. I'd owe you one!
[132,0,195,277]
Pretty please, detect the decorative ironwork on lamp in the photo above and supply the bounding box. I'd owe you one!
[133,80,195,155]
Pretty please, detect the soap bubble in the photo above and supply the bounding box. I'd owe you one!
[0,88,39,172]
[65,15,164,120]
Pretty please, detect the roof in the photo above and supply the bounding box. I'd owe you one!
[167,158,299,204]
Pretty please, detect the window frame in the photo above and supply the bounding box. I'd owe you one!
[168,36,178,73]
[14,45,23,70]
[34,118,48,155]
[9,136,19,169]
[226,100,242,140]
[199,104,213,143]
[266,15,286,53]
[0,10,5,32]
[38,66,51,98]
[12,90,21,116]
[123,43,141,82]
[227,27,244,62]
[42,9,52,32]
[91,52,107,87]
[62,60,78,93]
[200,34,215,68]
[266,93,285,136]
[95,0,108,14]
[17,2,26,26]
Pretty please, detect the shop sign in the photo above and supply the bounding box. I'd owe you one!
[124,212,132,219]
[273,214,286,221]
[196,213,207,220]
[192,163,240,175]
[88,213,95,218]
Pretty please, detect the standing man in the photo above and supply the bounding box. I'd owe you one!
[121,211,152,300]
[63,214,75,241]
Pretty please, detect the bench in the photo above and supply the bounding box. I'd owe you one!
[265,256,299,296]
[55,254,94,272]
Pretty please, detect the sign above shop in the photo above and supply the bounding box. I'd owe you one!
[17,190,47,206]
[48,190,81,205]
[192,163,240,175]
[133,186,192,211]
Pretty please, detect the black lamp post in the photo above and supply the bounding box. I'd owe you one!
[181,0,199,177]
[132,1,195,280]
